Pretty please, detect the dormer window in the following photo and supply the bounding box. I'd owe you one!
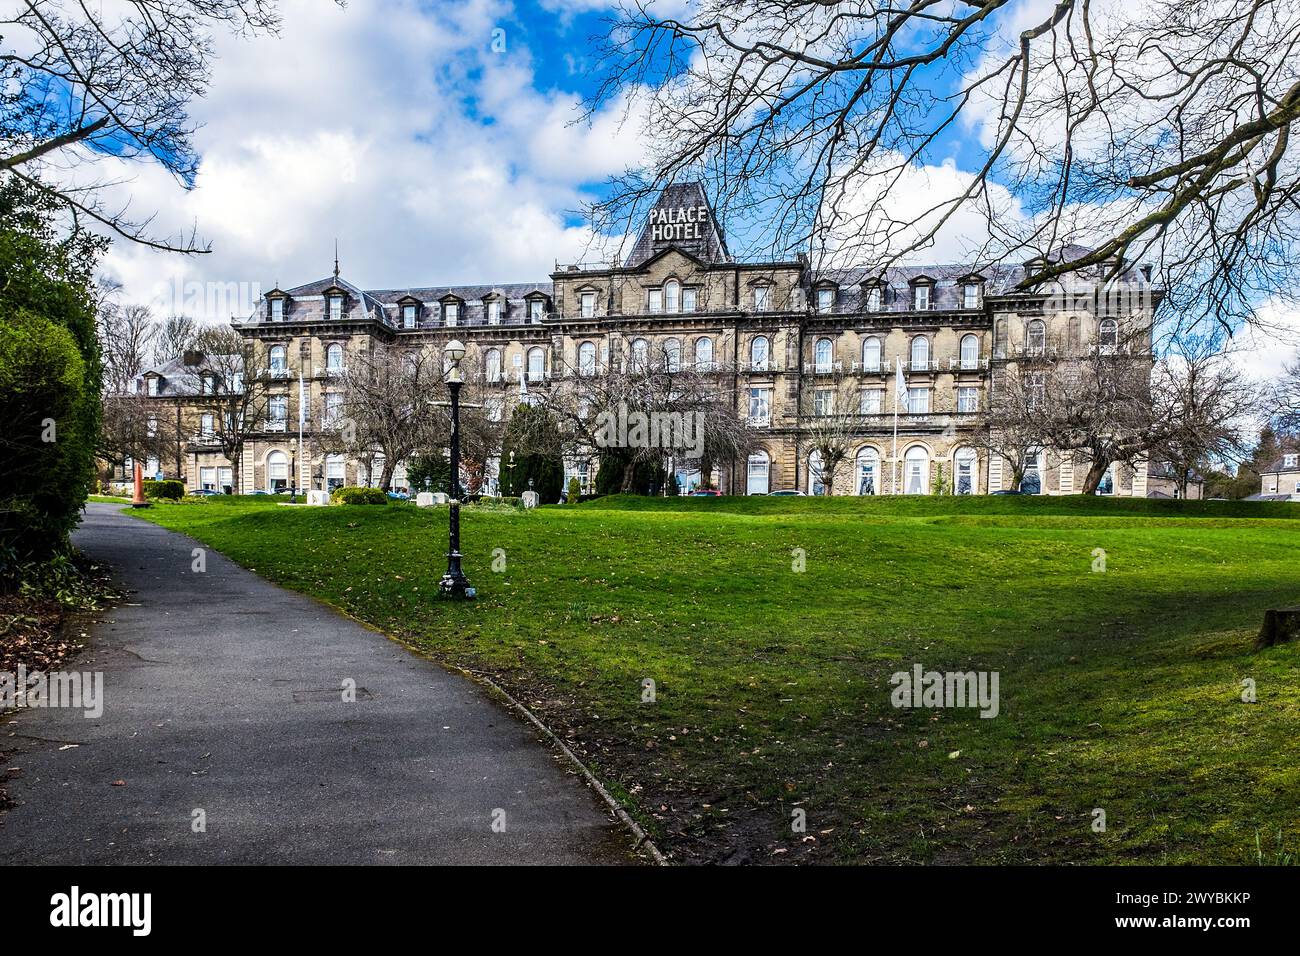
[1025,258,1048,280]
[912,282,932,311]
[328,294,343,321]
[581,291,597,318]
[147,376,159,396]
[753,284,772,311]
[962,282,981,309]
[487,300,502,325]
[865,284,884,312]
[816,288,835,314]
[402,304,417,329]
[270,297,284,322]
[1285,454,1298,469]
[443,301,460,326]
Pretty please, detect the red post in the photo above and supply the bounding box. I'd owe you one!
[131,460,150,508]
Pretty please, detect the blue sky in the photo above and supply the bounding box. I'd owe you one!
[83,0,1297,379]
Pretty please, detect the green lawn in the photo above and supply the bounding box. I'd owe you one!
[125,494,1300,864]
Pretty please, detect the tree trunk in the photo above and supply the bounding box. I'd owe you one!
[380,459,395,492]
[620,460,637,493]
[1078,458,1110,495]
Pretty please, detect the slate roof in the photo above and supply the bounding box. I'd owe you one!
[809,245,1143,313]
[1260,450,1300,474]
[624,182,730,268]
[136,354,243,397]
[253,277,553,329]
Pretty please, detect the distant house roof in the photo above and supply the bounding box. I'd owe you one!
[1259,450,1300,474]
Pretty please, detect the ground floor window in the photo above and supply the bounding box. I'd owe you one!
[855,448,879,495]
[326,455,345,491]
[218,467,233,494]
[955,448,976,495]
[200,466,216,491]
[904,446,929,494]
[808,451,827,496]
[1021,451,1042,494]
[267,451,288,492]
[747,451,770,495]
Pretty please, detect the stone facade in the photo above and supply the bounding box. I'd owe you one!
[124,183,1164,499]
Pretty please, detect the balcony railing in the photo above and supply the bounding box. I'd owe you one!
[950,356,990,371]
[804,361,844,374]
[263,419,287,432]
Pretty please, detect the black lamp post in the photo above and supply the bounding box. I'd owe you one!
[290,450,298,504]
[438,340,474,599]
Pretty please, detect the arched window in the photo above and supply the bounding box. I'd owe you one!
[904,445,929,494]
[751,335,770,370]
[1098,318,1118,351]
[326,343,343,371]
[631,337,649,369]
[527,347,545,382]
[960,334,979,370]
[664,338,681,372]
[814,337,833,372]
[855,447,880,496]
[269,345,286,371]
[746,450,770,495]
[1027,319,1046,355]
[267,451,289,493]
[695,336,713,369]
[954,447,977,495]
[664,279,681,313]
[578,341,596,375]
[862,336,882,372]
[910,335,930,371]
[808,450,827,496]
[485,348,502,382]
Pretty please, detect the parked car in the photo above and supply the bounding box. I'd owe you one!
[768,489,806,496]
[990,489,1026,496]
[689,489,723,497]
[386,491,410,500]
[188,488,222,497]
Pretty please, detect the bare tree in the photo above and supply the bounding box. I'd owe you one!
[1151,340,1259,497]
[542,342,755,492]
[974,365,1052,493]
[590,1,1300,333]
[1274,355,1300,435]
[321,340,447,491]
[98,302,157,394]
[154,314,200,365]
[798,370,872,495]
[1,1,289,251]
[192,326,268,494]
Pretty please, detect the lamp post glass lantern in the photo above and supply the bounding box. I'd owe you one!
[438,340,475,599]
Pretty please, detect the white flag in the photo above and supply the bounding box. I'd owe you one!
[894,361,909,412]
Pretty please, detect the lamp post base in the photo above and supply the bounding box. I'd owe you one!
[438,574,475,599]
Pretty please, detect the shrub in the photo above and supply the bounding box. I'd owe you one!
[142,479,184,500]
[0,181,103,568]
[331,486,389,505]
[567,477,581,502]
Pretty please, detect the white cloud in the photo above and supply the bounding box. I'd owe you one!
[89,0,649,321]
